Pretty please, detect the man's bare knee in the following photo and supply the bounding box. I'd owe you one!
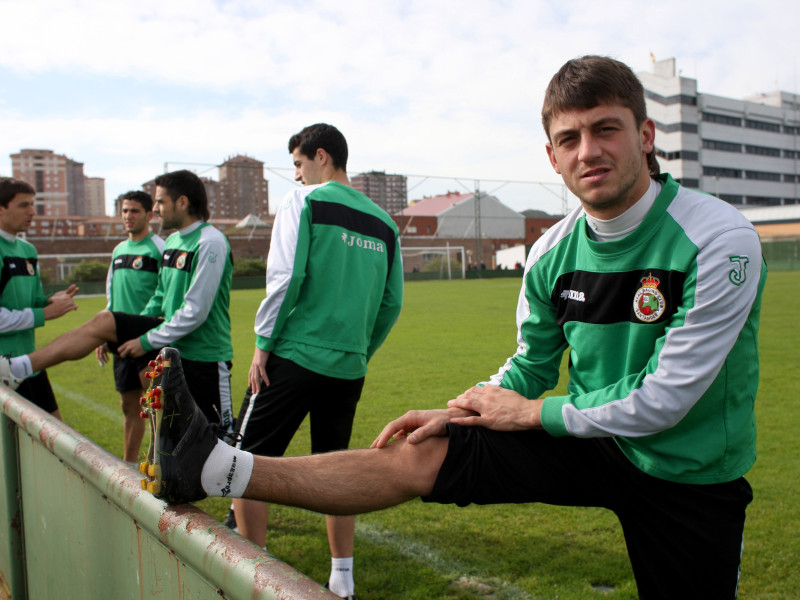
[388,435,448,497]
[86,310,118,342]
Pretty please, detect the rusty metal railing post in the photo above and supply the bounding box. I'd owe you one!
[0,408,27,599]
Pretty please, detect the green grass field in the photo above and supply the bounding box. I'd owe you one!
[39,273,800,599]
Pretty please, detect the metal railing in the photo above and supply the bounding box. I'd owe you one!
[0,387,336,600]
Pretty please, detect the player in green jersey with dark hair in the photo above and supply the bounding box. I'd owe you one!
[96,190,164,464]
[149,56,761,599]
[229,123,402,599]
[0,177,78,416]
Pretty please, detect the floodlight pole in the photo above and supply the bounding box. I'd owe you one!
[474,180,482,271]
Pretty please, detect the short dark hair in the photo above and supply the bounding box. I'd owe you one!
[154,170,209,221]
[120,190,153,212]
[0,177,36,208]
[288,123,349,171]
[542,55,660,176]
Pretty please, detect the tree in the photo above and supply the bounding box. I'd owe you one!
[233,257,266,277]
[69,260,109,283]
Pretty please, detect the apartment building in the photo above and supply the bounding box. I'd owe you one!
[351,170,408,215]
[217,155,270,219]
[84,176,106,216]
[10,149,75,217]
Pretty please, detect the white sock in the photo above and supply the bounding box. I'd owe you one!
[200,440,254,498]
[9,355,33,379]
[328,557,354,598]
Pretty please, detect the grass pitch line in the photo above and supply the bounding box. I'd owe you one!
[52,383,122,423]
[356,521,534,600]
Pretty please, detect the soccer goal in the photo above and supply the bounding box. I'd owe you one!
[401,244,466,279]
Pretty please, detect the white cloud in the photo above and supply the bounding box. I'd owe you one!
[1,0,798,215]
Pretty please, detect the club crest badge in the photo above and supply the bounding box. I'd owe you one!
[132,256,143,270]
[176,252,188,270]
[26,260,35,276]
[633,273,666,322]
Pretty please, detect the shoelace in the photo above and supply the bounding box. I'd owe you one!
[210,423,242,445]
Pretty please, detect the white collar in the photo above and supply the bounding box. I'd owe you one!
[0,229,20,242]
[585,178,662,242]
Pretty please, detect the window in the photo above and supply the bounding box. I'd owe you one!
[720,194,744,204]
[653,121,698,134]
[746,196,782,206]
[676,178,700,188]
[703,166,741,178]
[745,118,781,133]
[745,170,781,182]
[702,112,742,127]
[703,139,742,153]
[655,149,699,161]
[784,125,800,135]
[784,174,799,183]
[745,144,781,157]
[645,91,697,106]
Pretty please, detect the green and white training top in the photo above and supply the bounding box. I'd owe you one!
[488,174,767,485]
[105,232,165,313]
[255,181,403,379]
[139,221,233,363]
[0,230,49,358]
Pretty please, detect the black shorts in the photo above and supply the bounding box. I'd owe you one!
[107,312,162,355]
[235,353,364,456]
[108,312,233,428]
[182,357,234,429]
[16,370,58,413]
[427,425,753,600]
[113,354,158,393]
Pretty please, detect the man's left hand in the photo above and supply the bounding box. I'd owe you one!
[447,385,544,431]
[117,338,146,359]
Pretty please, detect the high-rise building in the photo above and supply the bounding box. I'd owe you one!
[10,149,78,217]
[84,176,106,216]
[639,58,800,206]
[218,155,270,219]
[65,158,86,215]
[202,177,221,217]
[351,171,408,215]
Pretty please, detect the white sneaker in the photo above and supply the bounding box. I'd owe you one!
[0,355,24,390]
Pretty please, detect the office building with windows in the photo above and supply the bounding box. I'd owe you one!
[639,58,800,206]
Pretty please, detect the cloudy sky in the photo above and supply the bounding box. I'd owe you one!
[1,0,798,215]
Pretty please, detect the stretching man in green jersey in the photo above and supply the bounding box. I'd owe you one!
[149,56,763,599]
[96,190,165,464]
[0,178,78,416]
[0,170,234,431]
[231,124,403,599]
